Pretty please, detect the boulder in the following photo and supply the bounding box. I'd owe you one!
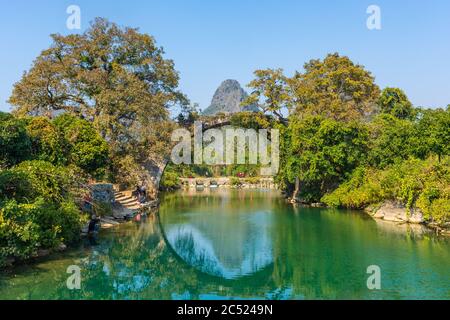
[368,201,424,224]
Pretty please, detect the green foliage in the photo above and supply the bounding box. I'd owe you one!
[378,87,415,119]
[9,160,81,203]
[160,171,181,191]
[26,117,66,165]
[414,108,450,161]
[92,201,113,217]
[244,177,260,184]
[230,111,273,129]
[0,115,31,167]
[273,123,291,191]
[322,158,450,224]
[1,112,110,179]
[0,112,13,122]
[244,69,291,120]
[9,18,186,179]
[284,115,369,201]
[176,103,200,128]
[54,114,110,178]
[0,161,87,266]
[0,198,83,266]
[0,170,34,203]
[224,163,260,177]
[321,166,384,209]
[368,114,419,168]
[290,53,380,121]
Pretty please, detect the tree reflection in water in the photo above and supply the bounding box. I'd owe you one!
[0,189,449,300]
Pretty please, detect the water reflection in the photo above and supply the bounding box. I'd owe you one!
[161,191,274,278]
[0,189,449,300]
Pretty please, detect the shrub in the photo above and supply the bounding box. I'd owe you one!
[322,158,450,225]
[0,170,34,202]
[0,161,87,267]
[26,117,67,165]
[53,114,110,178]
[285,115,369,201]
[367,114,418,168]
[0,197,84,266]
[0,115,31,167]
[160,171,180,191]
[10,160,81,203]
[245,177,260,185]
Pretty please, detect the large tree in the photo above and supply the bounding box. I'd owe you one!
[290,53,380,121]
[243,69,291,122]
[285,115,369,202]
[9,18,187,178]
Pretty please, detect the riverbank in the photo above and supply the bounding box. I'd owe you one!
[364,201,450,236]
[287,195,449,236]
[3,188,448,300]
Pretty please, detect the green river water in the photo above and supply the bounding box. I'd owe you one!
[0,189,449,300]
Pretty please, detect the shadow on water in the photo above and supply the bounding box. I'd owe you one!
[0,189,449,300]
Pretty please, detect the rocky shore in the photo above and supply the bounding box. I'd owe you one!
[287,196,449,236]
[364,201,449,235]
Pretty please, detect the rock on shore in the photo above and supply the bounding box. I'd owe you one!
[365,201,424,223]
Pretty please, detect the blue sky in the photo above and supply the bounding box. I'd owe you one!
[1,0,449,112]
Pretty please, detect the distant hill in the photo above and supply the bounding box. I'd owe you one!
[202,79,259,116]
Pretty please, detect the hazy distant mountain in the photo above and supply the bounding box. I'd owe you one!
[202,79,259,116]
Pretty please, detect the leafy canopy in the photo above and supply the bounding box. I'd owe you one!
[0,113,31,168]
[378,87,414,120]
[290,53,380,121]
[284,115,369,201]
[53,114,109,177]
[9,18,187,167]
[244,69,291,121]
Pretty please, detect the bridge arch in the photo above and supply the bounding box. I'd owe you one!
[144,116,233,194]
[143,114,275,195]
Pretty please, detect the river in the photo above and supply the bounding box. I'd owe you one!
[0,189,449,299]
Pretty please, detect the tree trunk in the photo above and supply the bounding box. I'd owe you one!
[292,177,300,202]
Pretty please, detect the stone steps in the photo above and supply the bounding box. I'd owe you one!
[112,191,142,218]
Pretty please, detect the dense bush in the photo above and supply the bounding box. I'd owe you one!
[26,117,66,165]
[0,198,83,265]
[0,112,110,267]
[9,160,82,203]
[0,170,33,202]
[414,107,450,162]
[0,161,87,266]
[53,114,110,178]
[160,170,181,191]
[230,111,273,129]
[1,112,110,178]
[283,115,369,202]
[322,158,449,224]
[0,113,31,167]
[367,114,419,168]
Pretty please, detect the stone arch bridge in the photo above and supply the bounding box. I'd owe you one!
[143,115,233,196]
